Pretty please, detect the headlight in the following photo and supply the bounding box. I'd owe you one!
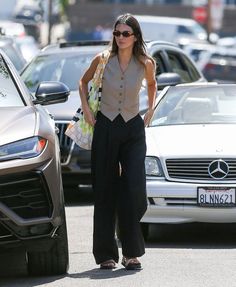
[0,137,47,162]
[145,156,163,177]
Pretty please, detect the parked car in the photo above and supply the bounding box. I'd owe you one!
[217,36,236,48]
[181,41,217,70]
[0,20,26,37]
[0,35,26,71]
[15,35,40,62]
[12,3,44,42]
[20,40,206,188]
[13,4,43,23]
[0,49,70,275]
[182,42,236,83]
[133,15,208,43]
[201,48,236,83]
[142,83,236,239]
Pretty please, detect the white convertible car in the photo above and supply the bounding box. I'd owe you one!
[142,83,236,239]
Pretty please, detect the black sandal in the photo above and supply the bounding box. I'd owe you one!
[121,257,142,270]
[100,259,116,269]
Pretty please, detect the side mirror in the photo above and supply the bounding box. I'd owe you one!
[33,81,70,105]
[157,73,182,90]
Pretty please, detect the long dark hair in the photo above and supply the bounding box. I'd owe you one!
[111,13,151,65]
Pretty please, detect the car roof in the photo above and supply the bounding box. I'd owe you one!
[186,43,236,56]
[134,15,198,26]
[39,40,181,57]
[146,40,180,50]
[176,82,219,87]
[173,83,236,90]
[40,41,109,55]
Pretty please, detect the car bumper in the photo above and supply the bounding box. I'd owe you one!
[141,178,236,224]
[56,122,91,185]
[61,143,91,185]
[0,144,64,248]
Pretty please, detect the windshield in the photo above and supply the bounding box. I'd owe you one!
[150,85,236,126]
[21,53,94,92]
[191,22,207,37]
[4,45,26,71]
[0,56,24,107]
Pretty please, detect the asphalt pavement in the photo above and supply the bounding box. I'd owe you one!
[1,187,236,286]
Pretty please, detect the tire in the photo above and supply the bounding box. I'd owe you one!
[27,209,69,276]
[141,223,150,241]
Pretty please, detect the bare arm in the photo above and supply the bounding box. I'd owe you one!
[143,58,157,126]
[78,54,101,126]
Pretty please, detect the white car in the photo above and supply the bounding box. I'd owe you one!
[134,15,208,43]
[142,83,236,239]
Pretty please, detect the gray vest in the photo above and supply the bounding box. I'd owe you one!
[100,55,145,122]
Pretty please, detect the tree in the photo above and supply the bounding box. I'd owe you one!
[59,0,69,14]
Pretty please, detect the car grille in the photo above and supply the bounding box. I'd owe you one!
[0,172,53,219]
[166,159,236,181]
[163,197,197,206]
[148,197,197,206]
[0,222,17,242]
[0,209,54,241]
[55,121,74,164]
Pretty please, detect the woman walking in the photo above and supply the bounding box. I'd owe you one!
[79,13,157,270]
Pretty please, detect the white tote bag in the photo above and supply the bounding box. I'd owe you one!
[65,50,110,150]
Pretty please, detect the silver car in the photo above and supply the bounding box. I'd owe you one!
[0,49,70,275]
[142,83,236,239]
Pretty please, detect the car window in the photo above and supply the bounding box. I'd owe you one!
[22,53,94,92]
[181,54,201,81]
[0,56,24,107]
[177,25,192,34]
[167,51,193,82]
[152,51,168,75]
[203,62,236,83]
[150,86,236,127]
[188,48,203,62]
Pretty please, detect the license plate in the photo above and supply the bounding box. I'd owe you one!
[197,187,236,207]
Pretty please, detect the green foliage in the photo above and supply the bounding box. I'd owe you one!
[59,0,69,12]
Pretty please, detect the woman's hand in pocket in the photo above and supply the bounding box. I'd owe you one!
[83,105,96,126]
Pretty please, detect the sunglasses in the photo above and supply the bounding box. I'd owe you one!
[113,30,134,38]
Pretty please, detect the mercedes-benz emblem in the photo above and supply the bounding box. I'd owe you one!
[208,159,229,179]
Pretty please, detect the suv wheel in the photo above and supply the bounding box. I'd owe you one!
[27,208,69,276]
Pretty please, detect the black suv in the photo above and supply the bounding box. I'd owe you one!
[21,41,206,188]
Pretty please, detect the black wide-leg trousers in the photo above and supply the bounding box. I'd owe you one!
[91,112,147,264]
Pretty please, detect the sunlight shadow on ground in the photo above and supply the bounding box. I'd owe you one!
[145,222,236,249]
[68,267,141,280]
